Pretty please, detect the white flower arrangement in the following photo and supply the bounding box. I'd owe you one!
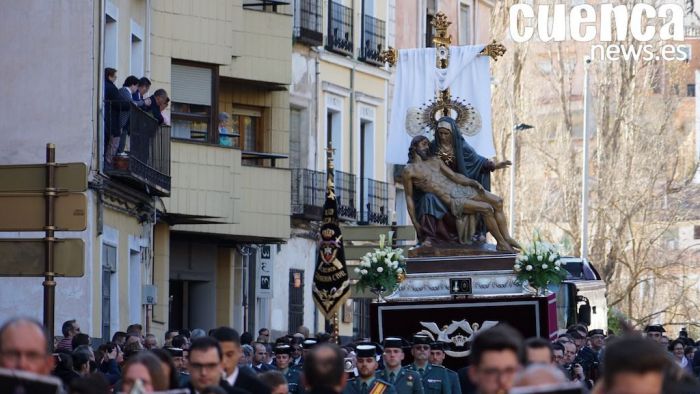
[514,239,568,294]
[355,233,407,297]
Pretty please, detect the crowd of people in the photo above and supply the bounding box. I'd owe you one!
[103,67,169,166]
[1,317,700,394]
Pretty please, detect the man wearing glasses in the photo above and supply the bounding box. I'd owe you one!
[466,324,523,394]
[406,334,452,393]
[185,336,245,393]
[0,318,55,375]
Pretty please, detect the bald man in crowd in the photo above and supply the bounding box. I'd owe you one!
[0,318,55,375]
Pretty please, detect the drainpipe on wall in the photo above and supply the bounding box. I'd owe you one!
[312,46,321,171]
[145,0,152,77]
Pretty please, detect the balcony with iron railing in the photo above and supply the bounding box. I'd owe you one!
[105,103,171,196]
[291,168,357,221]
[359,178,389,224]
[293,0,323,46]
[326,1,353,57]
[359,14,385,67]
[291,168,326,220]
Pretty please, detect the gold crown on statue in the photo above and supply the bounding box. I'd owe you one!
[405,95,482,138]
[321,228,335,238]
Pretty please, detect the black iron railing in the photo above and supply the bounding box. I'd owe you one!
[105,102,171,196]
[291,168,326,219]
[335,170,357,221]
[359,178,389,224]
[242,0,290,12]
[290,168,357,221]
[360,14,385,66]
[294,0,323,46]
[327,1,353,56]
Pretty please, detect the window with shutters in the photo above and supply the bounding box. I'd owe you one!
[171,62,217,143]
[694,225,700,239]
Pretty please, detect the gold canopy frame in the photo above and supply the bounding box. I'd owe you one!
[378,11,506,67]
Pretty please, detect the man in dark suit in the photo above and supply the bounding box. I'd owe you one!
[103,68,130,165]
[184,336,248,394]
[132,77,151,106]
[211,327,271,394]
[253,342,274,373]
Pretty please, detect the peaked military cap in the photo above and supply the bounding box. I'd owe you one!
[275,344,293,355]
[356,344,379,358]
[430,341,449,351]
[588,329,605,337]
[302,338,318,349]
[644,324,666,333]
[165,347,183,357]
[382,337,405,349]
[412,334,431,346]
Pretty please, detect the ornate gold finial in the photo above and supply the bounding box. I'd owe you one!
[479,40,507,61]
[431,11,452,47]
[379,47,398,67]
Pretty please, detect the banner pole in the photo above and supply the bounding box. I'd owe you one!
[332,312,340,344]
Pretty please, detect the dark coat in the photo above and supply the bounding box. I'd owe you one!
[143,95,164,125]
[233,367,271,394]
[184,379,249,394]
[104,78,130,137]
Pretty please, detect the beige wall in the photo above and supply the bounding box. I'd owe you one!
[108,0,147,78]
[166,142,291,240]
[150,223,170,340]
[221,10,292,85]
[91,207,148,338]
[216,247,235,327]
[316,61,389,180]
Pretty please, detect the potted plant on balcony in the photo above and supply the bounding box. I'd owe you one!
[354,233,407,302]
[513,238,567,296]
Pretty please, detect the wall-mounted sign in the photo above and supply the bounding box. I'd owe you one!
[256,245,273,298]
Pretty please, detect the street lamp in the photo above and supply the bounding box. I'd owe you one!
[509,123,534,237]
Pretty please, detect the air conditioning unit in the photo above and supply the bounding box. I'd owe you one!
[142,285,157,305]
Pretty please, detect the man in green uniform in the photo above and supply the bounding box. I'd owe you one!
[376,337,423,394]
[344,343,396,394]
[275,344,305,394]
[428,342,460,394]
[406,334,452,394]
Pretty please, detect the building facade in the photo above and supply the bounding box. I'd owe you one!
[284,0,396,339]
[0,0,293,342]
[0,0,167,342]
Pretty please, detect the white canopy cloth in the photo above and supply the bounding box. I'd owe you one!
[386,45,494,164]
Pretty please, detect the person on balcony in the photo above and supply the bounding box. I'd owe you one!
[104,68,131,167]
[115,75,140,155]
[132,77,152,107]
[144,89,169,125]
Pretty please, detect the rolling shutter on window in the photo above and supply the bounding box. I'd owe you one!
[171,64,212,105]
